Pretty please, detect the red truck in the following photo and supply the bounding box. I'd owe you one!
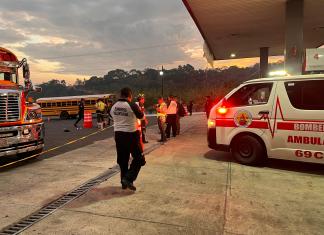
[0,47,44,157]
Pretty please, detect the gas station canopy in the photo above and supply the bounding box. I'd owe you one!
[182,0,324,61]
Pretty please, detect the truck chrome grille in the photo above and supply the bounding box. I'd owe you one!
[0,93,20,122]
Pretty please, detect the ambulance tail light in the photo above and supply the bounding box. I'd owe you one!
[208,119,216,128]
[217,106,228,115]
[216,98,229,115]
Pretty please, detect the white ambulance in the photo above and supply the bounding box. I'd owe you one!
[207,74,324,165]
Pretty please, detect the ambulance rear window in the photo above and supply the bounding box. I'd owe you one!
[285,80,324,110]
[227,83,273,107]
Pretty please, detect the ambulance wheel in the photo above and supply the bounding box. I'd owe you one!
[60,111,70,120]
[232,135,264,165]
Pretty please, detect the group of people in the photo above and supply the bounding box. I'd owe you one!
[109,88,191,191]
[95,98,113,129]
[72,89,192,191]
[155,95,187,142]
[73,98,113,129]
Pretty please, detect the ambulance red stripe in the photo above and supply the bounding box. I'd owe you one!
[215,97,324,138]
[215,119,268,129]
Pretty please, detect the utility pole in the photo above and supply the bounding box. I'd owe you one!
[160,66,164,97]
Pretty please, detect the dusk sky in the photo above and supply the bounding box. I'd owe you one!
[0,0,269,84]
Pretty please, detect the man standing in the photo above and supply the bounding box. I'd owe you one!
[96,98,106,129]
[74,98,85,129]
[205,96,213,118]
[105,100,113,126]
[188,100,193,116]
[165,95,178,138]
[136,94,149,144]
[156,97,167,142]
[175,96,182,135]
[110,87,144,191]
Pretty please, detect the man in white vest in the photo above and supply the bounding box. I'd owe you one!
[166,95,178,138]
[110,87,145,191]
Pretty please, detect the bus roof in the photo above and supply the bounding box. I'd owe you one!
[36,94,115,102]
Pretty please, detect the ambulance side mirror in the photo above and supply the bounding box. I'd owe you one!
[34,86,42,93]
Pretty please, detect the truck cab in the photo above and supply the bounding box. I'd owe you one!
[208,74,324,165]
[0,47,44,157]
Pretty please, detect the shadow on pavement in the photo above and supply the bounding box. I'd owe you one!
[67,186,135,209]
[204,150,324,176]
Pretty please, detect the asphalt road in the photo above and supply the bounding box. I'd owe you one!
[0,116,157,169]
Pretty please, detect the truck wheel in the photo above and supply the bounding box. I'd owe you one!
[232,135,265,165]
[60,111,69,120]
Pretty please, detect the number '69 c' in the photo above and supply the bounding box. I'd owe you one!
[295,150,324,159]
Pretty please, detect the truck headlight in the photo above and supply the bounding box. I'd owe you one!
[25,109,42,121]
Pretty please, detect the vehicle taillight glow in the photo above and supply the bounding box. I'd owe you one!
[217,106,228,115]
[208,119,216,128]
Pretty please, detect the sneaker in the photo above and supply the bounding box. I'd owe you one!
[121,183,127,190]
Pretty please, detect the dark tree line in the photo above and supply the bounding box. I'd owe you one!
[33,62,283,111]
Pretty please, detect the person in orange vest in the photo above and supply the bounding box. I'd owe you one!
[156,96,167,142]
[96,98,106,129]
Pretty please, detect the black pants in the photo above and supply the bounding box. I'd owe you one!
[114,131,143,183]
[97,111,104,123]
[74,112,83,126]
[141,126,147,142]
[157,117,166,141]
[176,115,180,135]
[166,114,177,137]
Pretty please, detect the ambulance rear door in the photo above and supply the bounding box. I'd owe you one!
[268,78,324,164]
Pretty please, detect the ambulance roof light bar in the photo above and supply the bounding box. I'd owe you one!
[268,70,288,77]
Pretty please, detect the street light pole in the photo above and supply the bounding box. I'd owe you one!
[160,66,164,97]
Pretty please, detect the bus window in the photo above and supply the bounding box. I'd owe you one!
[91,100,96,105]
[52,102,56,107]
[72,101,77,106]
[57,102,62,107]
[66,101,71,106]
[85,100,91,105]
[46,103,52,107]
[40,103,45,108]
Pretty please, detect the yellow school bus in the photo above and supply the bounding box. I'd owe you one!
[37,94,116,119]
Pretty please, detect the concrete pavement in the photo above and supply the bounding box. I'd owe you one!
[1,114,324,234]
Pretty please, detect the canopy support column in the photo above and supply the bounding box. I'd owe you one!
[260,47,269,78]
[284,0,304,75]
